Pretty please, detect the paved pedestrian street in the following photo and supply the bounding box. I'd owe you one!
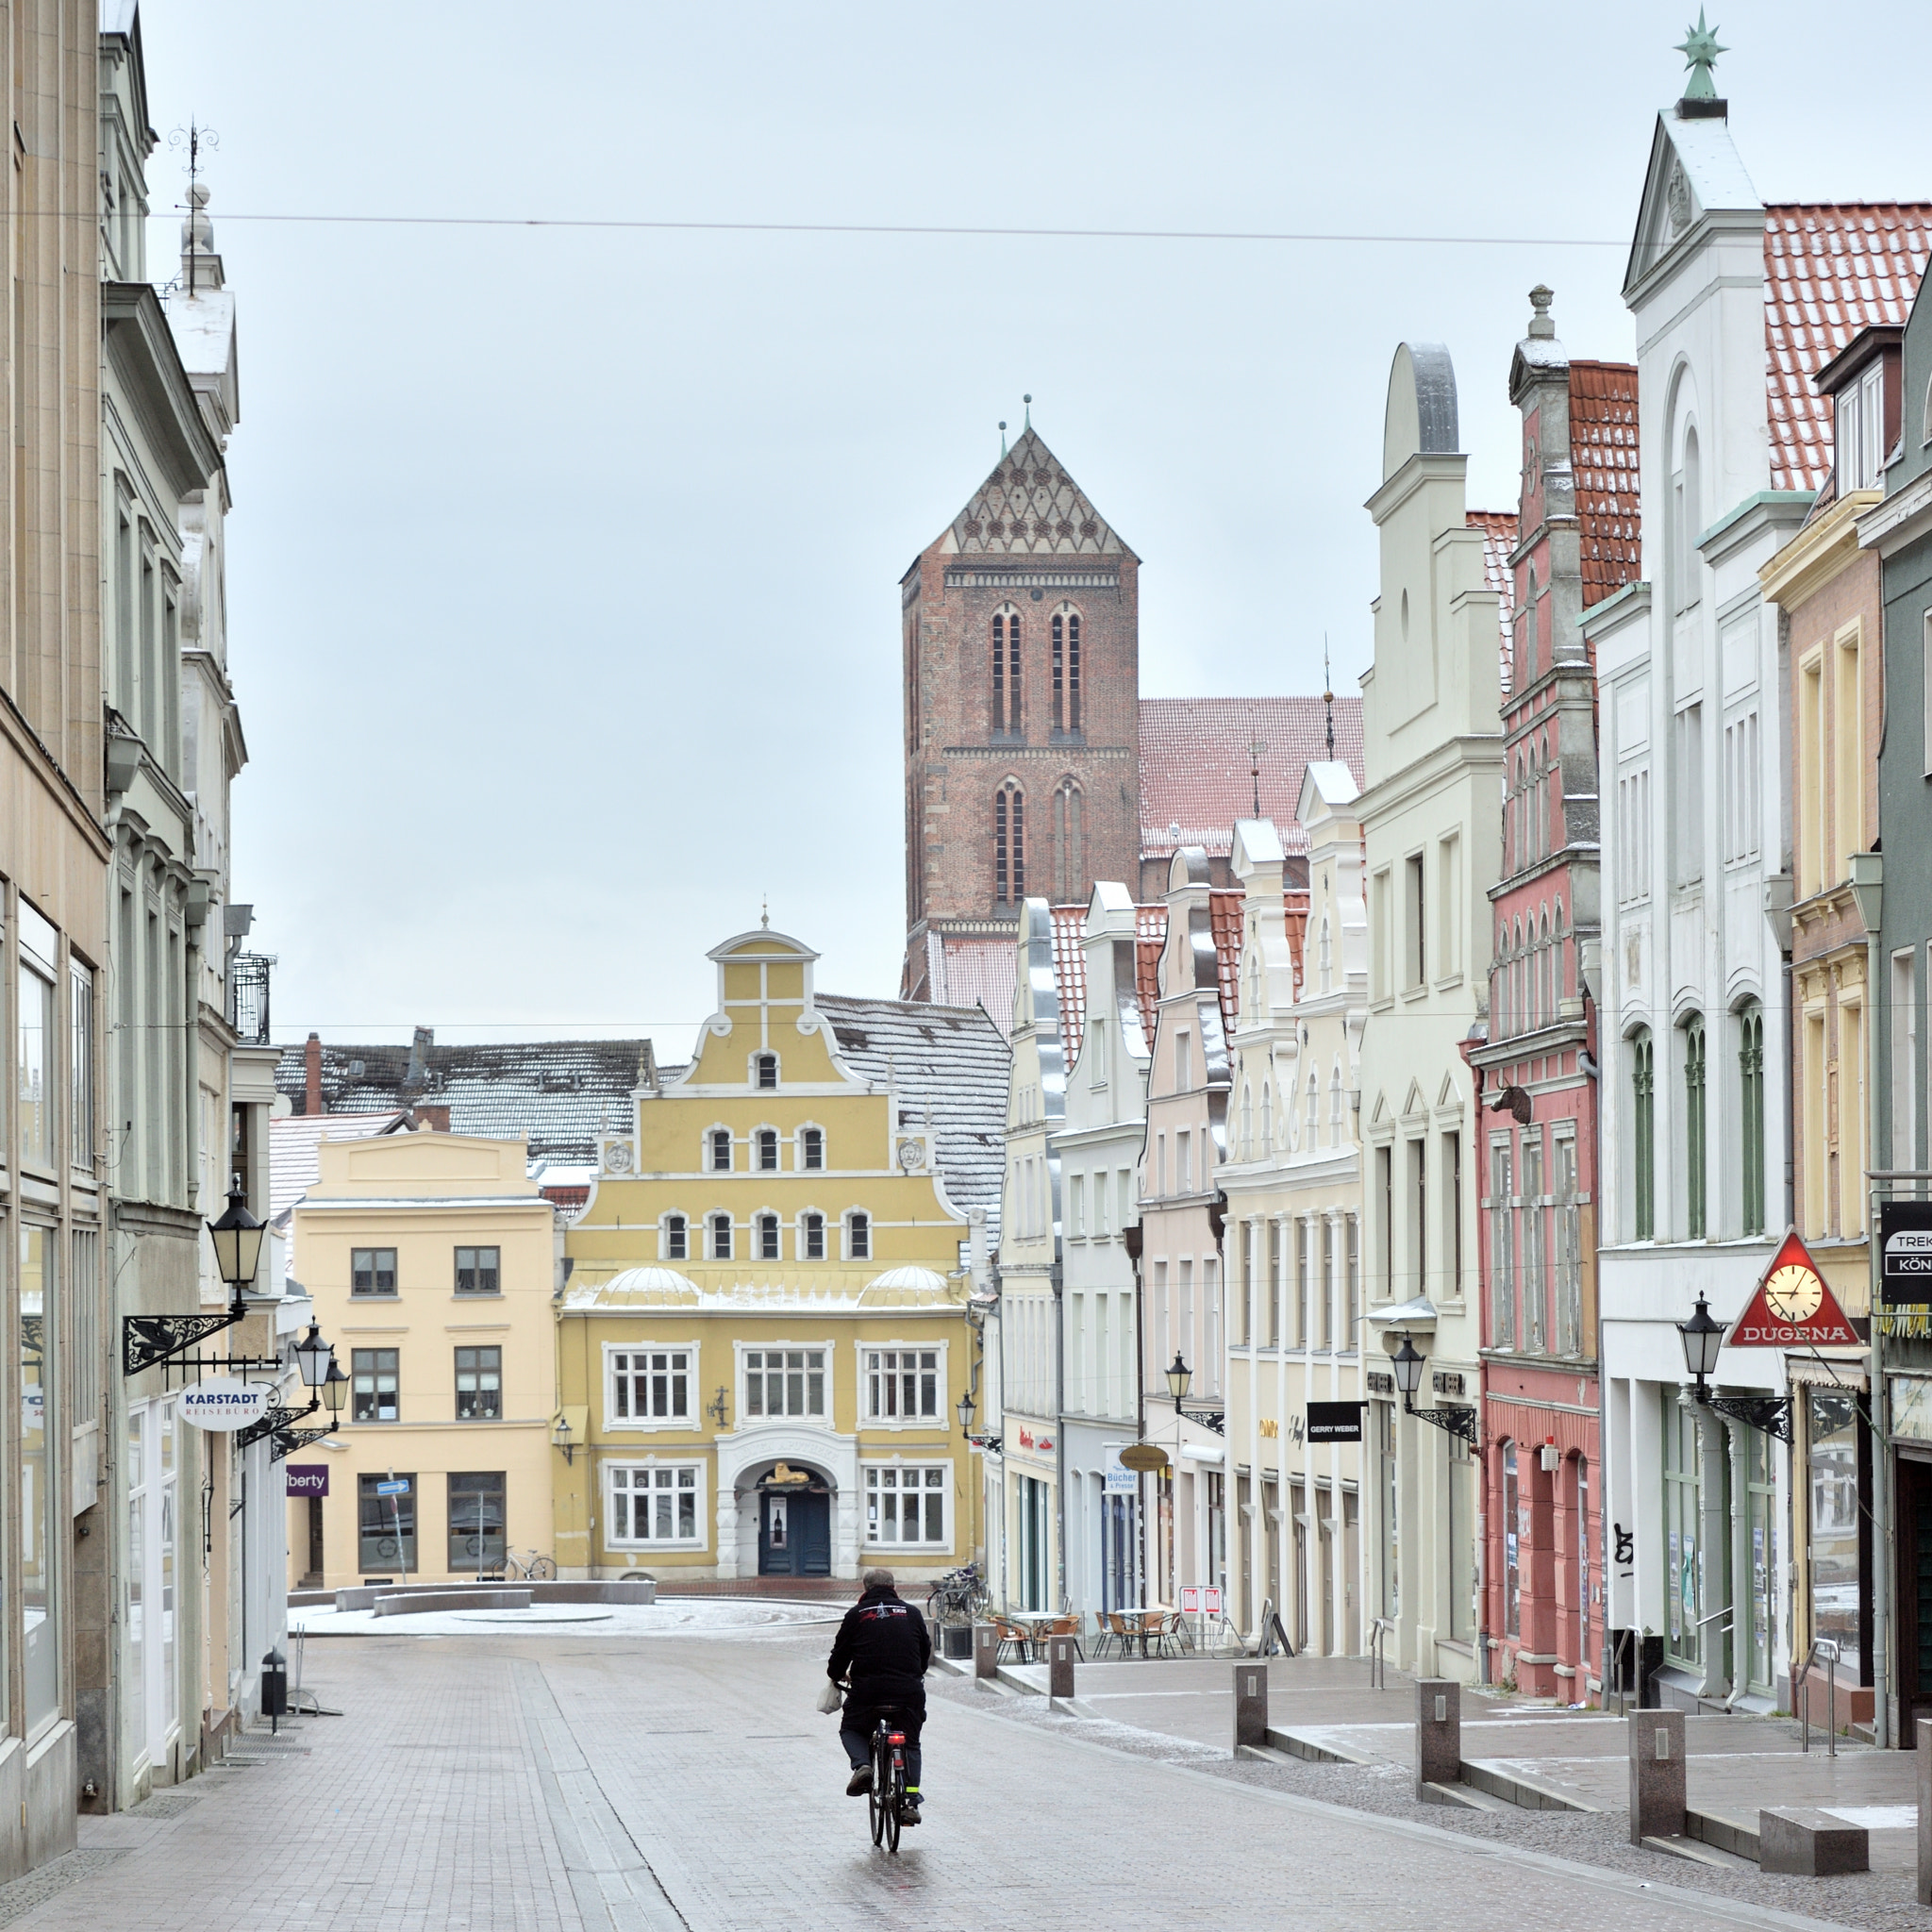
[0,1626,1907,1932]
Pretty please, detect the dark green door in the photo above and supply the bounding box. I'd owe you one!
[759,1490,831,1576]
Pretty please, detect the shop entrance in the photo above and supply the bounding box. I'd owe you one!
[758,1474,831,1576]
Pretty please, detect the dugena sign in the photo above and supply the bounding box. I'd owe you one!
[180,1378,270,1431]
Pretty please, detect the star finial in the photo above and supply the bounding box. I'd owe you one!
[1023,393,1032,431]
[1675,9,1726,100]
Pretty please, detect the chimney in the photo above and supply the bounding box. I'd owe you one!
[402,1024,434,1100]
[305,1032,323,1116]
[410,1104,451,1133]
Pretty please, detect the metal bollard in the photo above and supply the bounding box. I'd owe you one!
[1918,1719,1932,1906]
[1235,1663,1269,1751]
[973,1623,998,1680]
[260,1647,288,1736]
[1048,1634,1076,1701]
[1415,1677,1460,1797]
[1626,1708,1686,1845]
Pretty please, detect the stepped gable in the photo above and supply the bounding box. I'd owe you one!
[1466,510,1520,692]
[811,993,1010,1233]
[1764,204,1932,493]
[941,426,1133,559]
[1569,361,1641,605]
[274,1035,648,1164]
[1138,695,1365,871]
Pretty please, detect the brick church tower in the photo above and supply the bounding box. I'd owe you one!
[900,425,1141,1004]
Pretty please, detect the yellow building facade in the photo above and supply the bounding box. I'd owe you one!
[287,1132,558,1588]
[556,927,1005,1583]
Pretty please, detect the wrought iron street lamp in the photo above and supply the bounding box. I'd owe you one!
[1674,1292,1791,1441]
[293,1323,332,1391]
[322,1359,349,1417]
[1165,1353,1225,1435]
[957,1390,975,1439]
[1389,1331,1478,1446]
[208,1186,266,1309]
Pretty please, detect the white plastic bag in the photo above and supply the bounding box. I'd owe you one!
[816,1678,845,1716]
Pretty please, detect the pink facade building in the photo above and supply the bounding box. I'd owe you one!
[1469,291,1639,1699]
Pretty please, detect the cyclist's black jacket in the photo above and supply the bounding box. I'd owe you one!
[828,1584,931,1707]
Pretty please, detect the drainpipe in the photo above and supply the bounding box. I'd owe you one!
[1849,854,1887,1748]
[1053,1248,1067,1616]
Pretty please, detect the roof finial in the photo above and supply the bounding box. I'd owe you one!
[1674,9,1726,100]
[1249,740,1267,821]
[1323,636,1336,758]
[760,896,770,930]
[1023,393,1032,432]
[999,419,1007,459]
[1527,284,1555,339]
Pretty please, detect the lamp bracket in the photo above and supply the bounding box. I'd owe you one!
[271,1423,339,1462]
[1176,1407,1226,1436]
[1403,1398,1480,1447]
[1696,1386,1793,1443]
[237,1398,320,1450]
[123,1310,250,1379]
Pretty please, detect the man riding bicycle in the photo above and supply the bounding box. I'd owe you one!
[827,1566,930,1824]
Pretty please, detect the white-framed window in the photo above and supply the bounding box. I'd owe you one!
[753,1051,778,1091]
[844,1210,871,1260]
[799,1210,826,1260]
[607,1343,698,1428]
[862,1344,942,1422]
[608,1462,705,1548]
[742,1345,828,1420]
[863,1462,949,1547]
[708,1127,732,1173]
[755,1126,780,1172]
[755,1210,780,1260]
[708,1211,733,1260]
[662,1213,689,1262]
[798,1125,825,1172]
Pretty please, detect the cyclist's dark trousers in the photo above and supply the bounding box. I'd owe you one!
[841,1702,924,1788]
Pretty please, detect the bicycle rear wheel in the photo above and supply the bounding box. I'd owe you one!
[883,1769,901,1855]
[868,1734,887,1847]
[528,1556,558,1580]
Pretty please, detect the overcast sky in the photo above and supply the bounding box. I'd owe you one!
[139,0,1932,1067]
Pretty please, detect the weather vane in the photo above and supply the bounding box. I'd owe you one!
[168,120,219,296]
[1249,741,1267,820]
[1323,636,1335,758]
[1675,9,1726,100]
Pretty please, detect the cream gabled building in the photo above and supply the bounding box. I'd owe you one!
[1224,774,1368,1655]
[1357,343,1507,1684]
[557,929,1007,1583]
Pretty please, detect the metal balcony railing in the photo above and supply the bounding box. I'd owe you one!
[227,953,273,1043]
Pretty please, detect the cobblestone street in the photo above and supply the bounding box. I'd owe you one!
[0,1628,1890,1932]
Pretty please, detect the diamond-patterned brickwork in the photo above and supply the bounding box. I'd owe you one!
[949,428,1126,557]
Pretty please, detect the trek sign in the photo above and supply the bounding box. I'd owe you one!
[1726,1228,1859,1349]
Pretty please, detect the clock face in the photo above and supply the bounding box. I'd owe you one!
[1763,1262,1824,1324]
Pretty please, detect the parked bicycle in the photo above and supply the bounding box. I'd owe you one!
[496,1546,558,1581]
[867,1710,911,1854]
[925,1561,989,1625]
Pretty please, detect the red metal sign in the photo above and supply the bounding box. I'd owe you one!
[1727,1228,1860,1348]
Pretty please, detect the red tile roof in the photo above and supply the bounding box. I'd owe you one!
[1050,905,1088,1060]
[1138,696,1364,864]
[1466,511,1520,694]
[923,934,1020,1036]
[1210,890,1243,1032]
[1569,362,1641,607]
[1764,204,1932,494]
[1135,906,1168,1041]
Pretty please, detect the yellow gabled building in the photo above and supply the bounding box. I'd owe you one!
[555,926,1008,1583]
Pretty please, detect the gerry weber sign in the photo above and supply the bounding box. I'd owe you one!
[180,1379,270,1431]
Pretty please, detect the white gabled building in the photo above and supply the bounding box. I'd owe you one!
[1357,342,1507,1684]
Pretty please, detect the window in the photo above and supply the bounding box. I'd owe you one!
[611,1348,692,1424]
[756,1211,780,1260]
[758,1128,779,1172]
[1372,868,1391,1000]
[1344,1214,1360,1345]
[991,610,1021,733]
[710,1212,733,1260]
[358,1472,415,1574]
[1051,609,1082,733]
[1894,954,1919,1176]
[995,781,1026,905]
[709,1128,732,1172]
[1306,1074,1319,1144]
[455,1346,502,1419]
[1490,1141,1515,1348]
[352,1248,397,1295]
[1442,1129,1462,1297]
[1837,360,1886,494]
[755,1052,778,1090]
[847,1211,871,1260]
[1329,1067,1343,1145]
[1555,1136,1581,1356]
[16,955,56,1166]
[1632,1029,1655,1241]
[745,1347,826,1418]
[1376,1144,1392,1297]
[1176,1130,1193,1194]
[1684,1013,1707,1239]
[867,1348,939,1420]
[1437,833,1460,977]
[455,1246,500,1295]
[1052,778,1084,902]
[1617,760,1652,904]
[1071,1173,1086,1239]
[1175,1030,1192,1091]
[1723,709,1760,865]
[664,1214,688,1261]
[1836,628,1862,878]
[1521,1132,1545,1352]
[1739,1001,1765,1237]
[1404,852,1425,989]
[865,1465,948,1546]
[800,1126,824,1171]
[447,1472,505,1571]
[70,960,93,1171]
[1503,1442,1521,1637]
[608,1464,702,1547]
[802,1211,826,1259]
[1924,612,1932,778]
[1674,705,1704,888]
[1663,1402,1704,1666]
[352,1348,399,1423]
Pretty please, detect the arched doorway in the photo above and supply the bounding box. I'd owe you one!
[753,1462,834,1577]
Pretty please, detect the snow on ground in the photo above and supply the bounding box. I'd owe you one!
[291,1597,844,1640]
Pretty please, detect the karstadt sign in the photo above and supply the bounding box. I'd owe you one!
[180,1378,270,1432]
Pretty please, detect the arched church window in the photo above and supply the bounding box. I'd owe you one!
[1052,778,1083,903]
[995,781,1026,906]
[992,609,1022,734]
